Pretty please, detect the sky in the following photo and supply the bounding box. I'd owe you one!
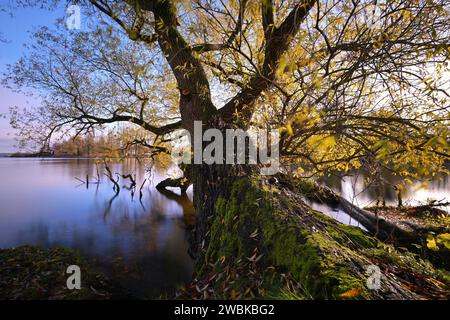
[0,2,234,154]
[0,2,66,152]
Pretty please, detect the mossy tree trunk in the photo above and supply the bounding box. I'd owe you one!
[190,153,254,260]
[180,174,449,300]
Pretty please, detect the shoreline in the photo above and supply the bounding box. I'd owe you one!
[2,154,155,160]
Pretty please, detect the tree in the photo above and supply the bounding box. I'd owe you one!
[4,0,450,298]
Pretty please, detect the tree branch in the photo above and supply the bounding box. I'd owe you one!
[191,0,247,53]
[80,114,181,135]
[220,0,316,125]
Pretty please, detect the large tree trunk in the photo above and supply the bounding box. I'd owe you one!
[191,163,254,260]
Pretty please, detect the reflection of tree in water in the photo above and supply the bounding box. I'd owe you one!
[17,159,199,298]
[96,188,195,298]
[23,188,194,298]
[103,193,120,221]
[156,188,196,227]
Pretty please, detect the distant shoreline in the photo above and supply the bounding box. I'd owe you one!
[0,153,154,160]
[6,152,53,158]
[3,152,86,158]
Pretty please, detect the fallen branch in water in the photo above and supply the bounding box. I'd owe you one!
[119,174,136,189]
[95,162,101,182]
[156,177,189,193]
[104,162,120,194]
[139,178,147,201]
[74,177,85,184]
[75,174,100,186]
[274,174,415,242]
[418,198,450,208]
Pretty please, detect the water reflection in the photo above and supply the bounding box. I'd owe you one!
[0,158,194,298]
[306,200,368,231]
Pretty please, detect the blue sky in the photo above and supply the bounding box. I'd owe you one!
[0,2,66,152]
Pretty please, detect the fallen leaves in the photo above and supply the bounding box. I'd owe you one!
[0,245,126,300]
[427,233,450,251]
[427,235,439,251]
[339,288,362,298]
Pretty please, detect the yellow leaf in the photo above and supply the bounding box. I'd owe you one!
[286,124,294,136]
[426,236,439,251]
[344,162,350,173]
[437,233,450,241]
[339,288,362,298]
[437,233,450,249]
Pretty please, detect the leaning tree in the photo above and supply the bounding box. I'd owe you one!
[4,0,450,299]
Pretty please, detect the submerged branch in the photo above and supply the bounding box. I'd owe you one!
[104,162,120,195]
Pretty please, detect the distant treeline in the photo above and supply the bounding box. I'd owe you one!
[11,129,160,158]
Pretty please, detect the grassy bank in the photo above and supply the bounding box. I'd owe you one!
[0,246,128,299]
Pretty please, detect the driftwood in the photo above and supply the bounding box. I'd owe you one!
[339,196,414,241]
[120,174,136,189]
[74,177,85,184]
[104,163,120,194]
[74,174,99,188]
[95,162,101,182]
[156,164,193,194]
[139,178,147,201]
[156,177,189,194]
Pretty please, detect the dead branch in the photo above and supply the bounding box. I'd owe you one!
[104,162,120,194]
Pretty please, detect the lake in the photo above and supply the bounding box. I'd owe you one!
[0,157,194,299]
[0,157,449,298]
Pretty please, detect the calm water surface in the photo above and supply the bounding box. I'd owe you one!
[0,157,194,298]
